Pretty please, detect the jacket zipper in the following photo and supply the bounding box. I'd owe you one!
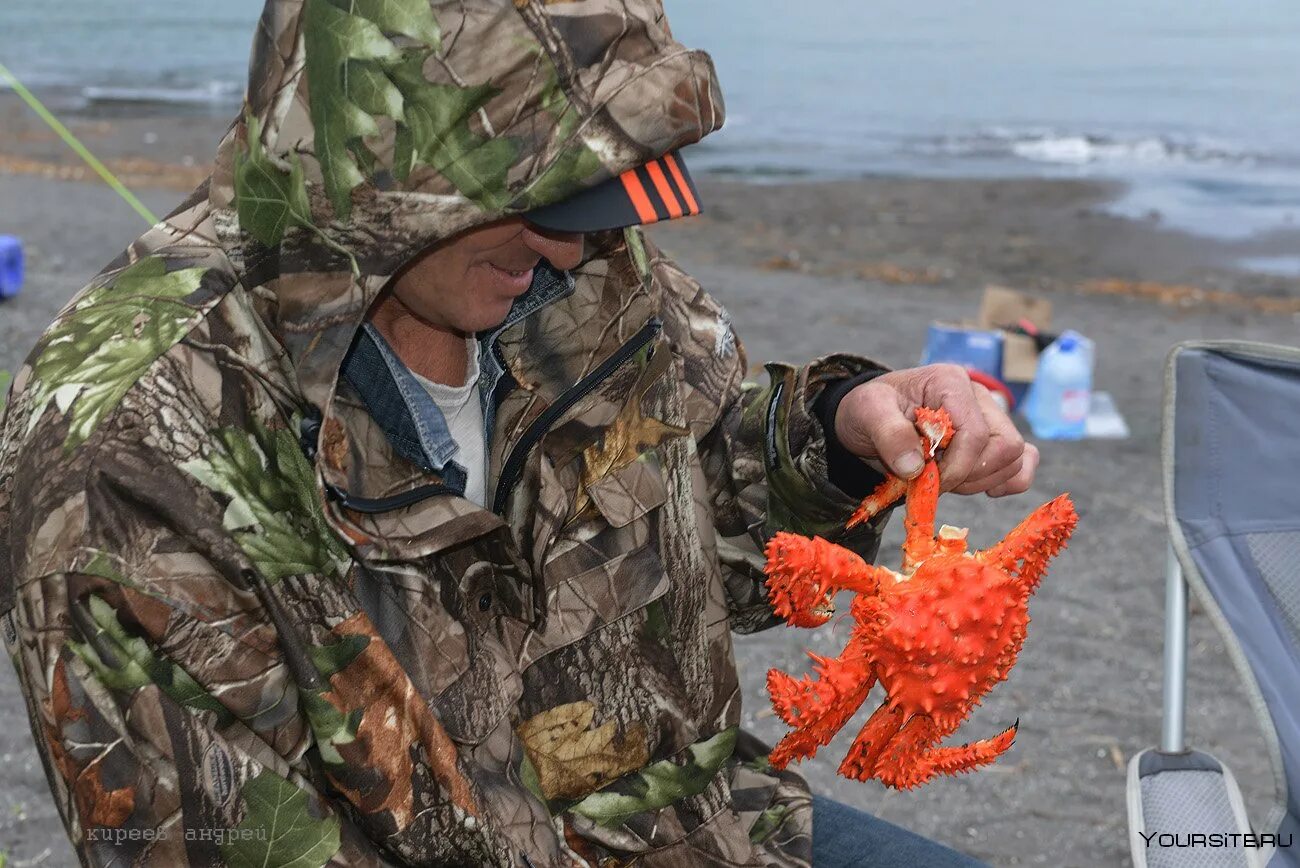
[304,413,460,514]
[491,318,662,516]
[324,481,458,514]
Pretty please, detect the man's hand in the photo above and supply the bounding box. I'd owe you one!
[834,364,1038,497]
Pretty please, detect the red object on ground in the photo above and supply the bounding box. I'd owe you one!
[966,368,1016,411]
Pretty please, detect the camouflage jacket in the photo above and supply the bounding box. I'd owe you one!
[0,1,889,865]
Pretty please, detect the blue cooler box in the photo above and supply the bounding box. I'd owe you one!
[920,324,1004,380]
[0,236,24,300]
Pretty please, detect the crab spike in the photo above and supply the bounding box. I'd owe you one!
[979,494,1078,592]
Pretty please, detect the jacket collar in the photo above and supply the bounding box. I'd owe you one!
[335,261,575,498]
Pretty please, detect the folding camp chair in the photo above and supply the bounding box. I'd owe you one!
[1128,340,1300,868]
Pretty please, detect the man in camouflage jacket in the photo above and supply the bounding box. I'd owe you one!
[0,1,1035,864]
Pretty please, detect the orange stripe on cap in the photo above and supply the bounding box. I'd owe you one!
[620,169,659,224]
[644,160,684,218]
[663,153,699,215]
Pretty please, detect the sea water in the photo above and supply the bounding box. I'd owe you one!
[2,0,1297,241]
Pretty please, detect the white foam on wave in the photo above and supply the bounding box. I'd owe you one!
[924,128,1260,169]
[79,80,242,107]
[1010,134,1247,167]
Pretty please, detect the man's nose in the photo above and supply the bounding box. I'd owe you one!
[521,223,585,271]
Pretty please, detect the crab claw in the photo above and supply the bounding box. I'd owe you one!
[767,667,812,726]
[914,406,955,453]
[765,533,882,628]
[765,533,838,627]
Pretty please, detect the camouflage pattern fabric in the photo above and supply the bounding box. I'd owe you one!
[0,1,890,865]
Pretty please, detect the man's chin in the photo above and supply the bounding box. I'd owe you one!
[462,300,516,334]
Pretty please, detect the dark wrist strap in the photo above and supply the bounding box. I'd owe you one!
[813,370,888,499]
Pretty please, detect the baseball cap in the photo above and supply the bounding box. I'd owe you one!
[525,150,701,233]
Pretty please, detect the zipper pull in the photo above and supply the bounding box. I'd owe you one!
[299,407,323,462]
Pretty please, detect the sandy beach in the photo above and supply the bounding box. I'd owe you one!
[1,95,1297,867]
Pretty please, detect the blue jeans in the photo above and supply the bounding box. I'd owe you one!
[812,795,988,867]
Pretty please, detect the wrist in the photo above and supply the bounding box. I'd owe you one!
[815,370,888,498]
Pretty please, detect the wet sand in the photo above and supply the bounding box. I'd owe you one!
[2,96,1297,867]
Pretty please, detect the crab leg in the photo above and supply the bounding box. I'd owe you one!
[768,641,876,769]
[920,721,1019,779]
[900,459,941,573]
[849,407,954,565]
[873,715,1020,790]
[847,476,907,529]
[979,494,1078,592]
[838,702,906,781]
[863,713,942,789]
[768,644,872,725]
[765,534,893,627]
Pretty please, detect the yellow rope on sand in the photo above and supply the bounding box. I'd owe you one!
[0,60,159,225]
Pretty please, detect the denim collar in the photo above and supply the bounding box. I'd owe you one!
[339,262,575,487]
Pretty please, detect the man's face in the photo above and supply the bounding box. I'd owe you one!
[386,217,585,334]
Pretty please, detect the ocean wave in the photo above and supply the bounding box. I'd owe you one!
[922,129,1262,168]
[78,81,243,108]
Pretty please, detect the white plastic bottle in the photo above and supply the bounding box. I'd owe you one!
[1024,331,1092,440]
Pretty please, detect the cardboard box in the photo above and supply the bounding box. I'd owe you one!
[921,286,1054,404]
[977,286,1052,383]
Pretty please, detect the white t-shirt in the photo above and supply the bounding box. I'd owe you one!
[412,337,487,507]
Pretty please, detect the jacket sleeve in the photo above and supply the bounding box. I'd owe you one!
[0,446,396,867]
[1,430,541,867]
[639,231,895,634]
[5,572,386,868]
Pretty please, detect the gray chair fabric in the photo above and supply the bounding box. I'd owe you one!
[1142,771,1252,868]
[1156,341,1300,867]
[1131,748,1256,868]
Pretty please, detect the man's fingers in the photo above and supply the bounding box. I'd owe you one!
[953,384,1029,493]
[836,383,926,478]
[987,444,1039,497]
[931,372,989,491]
[953,455,1024,496]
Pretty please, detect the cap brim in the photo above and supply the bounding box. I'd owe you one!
[525,150,702,233]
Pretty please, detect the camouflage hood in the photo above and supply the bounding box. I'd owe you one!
[209,0,724,409]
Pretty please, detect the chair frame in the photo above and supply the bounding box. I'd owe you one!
[1127,340,1300,868]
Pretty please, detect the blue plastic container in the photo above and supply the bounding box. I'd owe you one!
[0,236,23,300]
[919,324,1004,380]
[1023,331,1093,440]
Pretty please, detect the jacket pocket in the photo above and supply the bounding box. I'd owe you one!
[526,453,672,666]
[584,453,667,529]
[518,327,686,656]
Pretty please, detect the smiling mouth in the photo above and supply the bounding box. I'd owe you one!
[488,264,534,278]
[483,261,537,293]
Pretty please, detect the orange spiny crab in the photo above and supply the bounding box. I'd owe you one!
[763,407,1077,789]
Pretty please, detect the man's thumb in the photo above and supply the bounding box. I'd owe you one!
[836,385,925,479]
